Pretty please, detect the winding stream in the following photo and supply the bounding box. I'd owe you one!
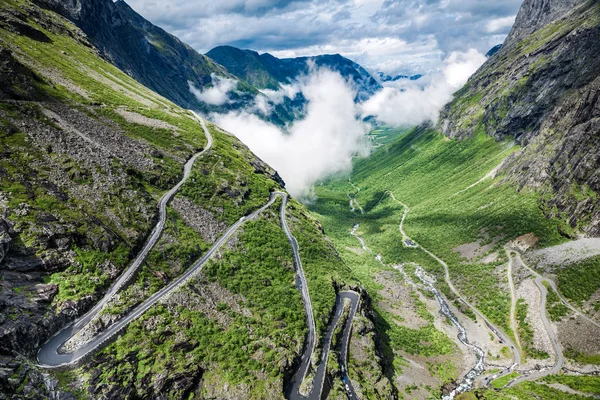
[347,189,486,399]
[413,266,486,399]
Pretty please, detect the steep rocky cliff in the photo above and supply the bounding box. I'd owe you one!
[438,0,600,237]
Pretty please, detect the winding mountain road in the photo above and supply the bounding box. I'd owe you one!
[339,291,360,399]
[504,250,600,387]
[38,111,213,367]
[38,113,360,400]
[506,249,522,355]
[513,251,600,330]
[507,275,564,386]
[282,192,360,400]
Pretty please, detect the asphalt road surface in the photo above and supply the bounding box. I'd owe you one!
[281,192,360,400]
[508,276,564,386]
[338,291,360,400]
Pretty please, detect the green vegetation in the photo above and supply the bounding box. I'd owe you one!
[542,374,600,394]
[311,126,562,334]
[490,371,519,389]
[103,207,208,316]
[53,370,87,399]
[544,282,570,321]
[180,123,280,225]
[376,309,455,357]
[555,255,600,305]
[285,198,354,336]
[49,244,129,304]
[427,360,457,385]
[468,381,593,399]
[368,127,409,148]
[516,299,549,359]
[309,125,567,394]
[91,209,307,398]
[1,3,343,398]
[564,348,600,365]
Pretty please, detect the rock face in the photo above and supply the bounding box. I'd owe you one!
[485,44,502,58]
[504,0,583,46]
[0,219,12,264]
[438,0,600,236]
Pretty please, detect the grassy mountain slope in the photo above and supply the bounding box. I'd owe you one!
[313,127,562,328]
[28,0,258,113]
[310,127,567,395]
[311,126,600,398]
[0,1,362,398]
[439,0,600,237]
[309,1,600,396]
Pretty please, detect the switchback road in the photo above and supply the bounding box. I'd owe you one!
[39,114,361,400]
[38,111,212,367]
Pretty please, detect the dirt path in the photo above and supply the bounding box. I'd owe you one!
[347,181,364,214]
[506,249,523,355]
[452,144,514,197]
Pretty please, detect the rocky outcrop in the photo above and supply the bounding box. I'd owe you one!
[504,0,583,47]
[171,197,227,244]
[0,47,46,101]
[0,219,12,264]
[438,0,600,236]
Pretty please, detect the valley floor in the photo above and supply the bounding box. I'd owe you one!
[308,127,600,399]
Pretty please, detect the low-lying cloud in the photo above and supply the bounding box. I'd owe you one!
[361,49,487,127]
[212,67,370,198]
[190,50,486,198]
[260,84,299,105]
[189,73,238,106]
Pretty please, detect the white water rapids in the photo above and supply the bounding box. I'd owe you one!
[413,266,486,399]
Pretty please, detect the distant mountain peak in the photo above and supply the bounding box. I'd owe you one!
[207,45,382,100]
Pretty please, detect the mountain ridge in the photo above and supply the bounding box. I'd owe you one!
[207,45,382,100]
[438,0,600,237]
[30,0,245,111]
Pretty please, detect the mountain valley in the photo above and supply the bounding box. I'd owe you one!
[0,0,599,399]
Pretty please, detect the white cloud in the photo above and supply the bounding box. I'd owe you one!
[260,83,300,105]
[361,49,486,127]
[486,16,516,33]
[442,48,487,87]
[189,74,238,105]
[212,67,370,197]
[126,0,521,77]
[252,94,273,115]
[269,36,443,76]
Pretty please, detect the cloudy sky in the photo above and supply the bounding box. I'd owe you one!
[125,0,523,77]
